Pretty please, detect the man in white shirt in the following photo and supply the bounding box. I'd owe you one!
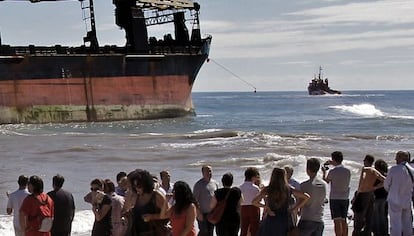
[160,170,174,205]
[193,165,218,236]
[6,175,30,236]
[384,151,414,236]
[239,167,261,236]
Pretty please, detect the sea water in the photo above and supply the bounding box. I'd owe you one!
[0,90,413,235]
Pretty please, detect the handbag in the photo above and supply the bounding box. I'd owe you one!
[207,188,231,224]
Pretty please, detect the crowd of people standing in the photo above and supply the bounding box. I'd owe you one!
[5,150,414,236]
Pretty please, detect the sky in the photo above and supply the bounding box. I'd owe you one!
[1,0,414,92]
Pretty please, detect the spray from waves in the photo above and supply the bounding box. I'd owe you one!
[330,103,414,120]
[388,115,414,120]
[330,103,384,117]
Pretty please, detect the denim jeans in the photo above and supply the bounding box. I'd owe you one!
[197,213,215,236]
[298,220,324,236]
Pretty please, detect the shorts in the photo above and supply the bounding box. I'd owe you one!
[329,199,349,219]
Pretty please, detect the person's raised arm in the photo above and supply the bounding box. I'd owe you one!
[321,167,331,184]
[372,168,386,182]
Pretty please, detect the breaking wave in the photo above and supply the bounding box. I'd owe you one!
[330,103,384,117]
[330,103,414,120]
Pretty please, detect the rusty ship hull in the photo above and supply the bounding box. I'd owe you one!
[0,0,211,124]
[0,47,210,123]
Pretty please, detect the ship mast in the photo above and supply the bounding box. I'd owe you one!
[318,66,323,79]
[1,0,99,51]
[81,0,99,51]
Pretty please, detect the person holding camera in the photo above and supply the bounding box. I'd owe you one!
[87,178,112,236]
[322,151,351,236]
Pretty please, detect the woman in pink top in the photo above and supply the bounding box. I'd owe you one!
[162,181,197,236]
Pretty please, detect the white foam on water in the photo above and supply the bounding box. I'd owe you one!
[0,210,94,236]
[193,129,223,134]
[389,115,414,120]
[71,210,94,236]
[330,103,384,117]
[0,215,14,236]
[331,103,414,120]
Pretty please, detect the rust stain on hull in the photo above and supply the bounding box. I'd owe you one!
[0,75,194,123]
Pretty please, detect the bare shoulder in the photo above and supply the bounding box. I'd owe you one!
[363,167,380,174]
[154,190,166,199]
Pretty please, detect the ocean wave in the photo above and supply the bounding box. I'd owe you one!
[0,129,32,136]
[330,103,414,121]
[343,134,407,141]
[185,130,239,139]
[335,93,386,97]
[193,129,223,134]
[280,133,325,141]
[39,146,101,154]
[388,115,414,120]
[195,114,214,118]
[162,140,227,149]
[330,103,384,117]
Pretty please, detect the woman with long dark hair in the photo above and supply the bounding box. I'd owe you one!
[126,169,170,236]
[253,167,309,236]
[161,181,197,236]
[372,159,388,236]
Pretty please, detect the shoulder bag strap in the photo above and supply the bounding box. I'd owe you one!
[224,188,231,200]
[404,163,414,182]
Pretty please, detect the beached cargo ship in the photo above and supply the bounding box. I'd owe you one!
[0,0,211,123]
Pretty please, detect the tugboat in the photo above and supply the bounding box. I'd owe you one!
[307,66,341,95]
[0,0,211,124]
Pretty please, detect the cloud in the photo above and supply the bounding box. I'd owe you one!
[203,0,414,59]
[288,0,414,25]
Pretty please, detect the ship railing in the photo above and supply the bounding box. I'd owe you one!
[0,45,70,56]
[0,36,210,56]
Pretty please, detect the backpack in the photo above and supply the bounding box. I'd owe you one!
[34,194,54,232]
